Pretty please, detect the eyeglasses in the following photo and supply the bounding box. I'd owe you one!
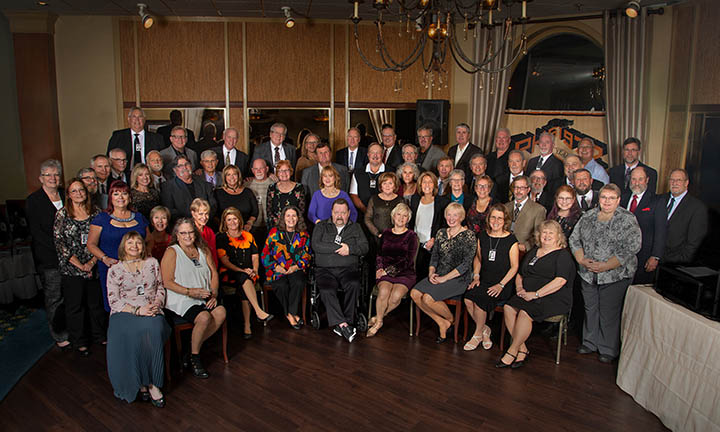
[476,184,490,189]
[305,141,320,145]
[41,173,61,177]
[557,197,574,201]
[277,169,291,173]
[513,186,529,190]
[80,176,97,182]
[417,135,432,139]
[171,135,187,139]
[270,131,286,136]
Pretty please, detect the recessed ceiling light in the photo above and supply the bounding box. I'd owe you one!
[37,1,48,6]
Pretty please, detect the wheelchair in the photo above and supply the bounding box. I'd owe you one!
[308,254,371,333]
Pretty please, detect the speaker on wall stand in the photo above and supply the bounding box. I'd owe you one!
[416,99,450,147]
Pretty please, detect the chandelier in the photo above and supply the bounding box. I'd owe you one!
[349,0,532,90]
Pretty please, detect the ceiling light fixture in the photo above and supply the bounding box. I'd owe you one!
[625,1,641,18]
[36,1,48,6]
[137,3,154,29]
[282,6,295,29]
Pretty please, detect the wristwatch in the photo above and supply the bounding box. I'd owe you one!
[499,282,505,288]
[534,291,540,299]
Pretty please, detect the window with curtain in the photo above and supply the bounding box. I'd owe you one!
[506,34,605,112]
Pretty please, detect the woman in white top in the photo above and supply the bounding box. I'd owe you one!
[409,171,449,280]
[161,218,225,379]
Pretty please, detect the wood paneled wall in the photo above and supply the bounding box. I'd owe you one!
[118,19,455,152]
[691,0,720,105]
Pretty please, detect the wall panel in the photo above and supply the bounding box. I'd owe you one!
[228,22,244,102]
[245,22,331,102]
[691,0,720,105]
[136,21,225,102]
[118,20,135,104]
[334,24,345,103]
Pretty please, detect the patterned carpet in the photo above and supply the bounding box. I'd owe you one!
[0,305,35,342]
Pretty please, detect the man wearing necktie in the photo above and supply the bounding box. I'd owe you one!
[335,128,368,176]
[504,175,546,253]
[608,137,658,195]
[620,166,667,284]
[573,169,598,212]
[662,169,708,264]
[251,122,297,173]
[527,132,564,186]
[106,106,164,179]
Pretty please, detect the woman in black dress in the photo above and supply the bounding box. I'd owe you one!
[497,220,575,368]
[215,165,258,231]
[463,204,519,351]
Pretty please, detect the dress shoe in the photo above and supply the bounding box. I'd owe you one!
[296,318,304,326]
[598,354,615,364]
[243,332,253,340]
[495,351,517,368]
[77,347,90,357]
[190,354,209,379]
[577,345,594,355]
[436,324,454,344]
[139,389,150,402]
[511,350,530,369]
[257,314,274,324]
[150,396,165,408]
[291,322,302,330]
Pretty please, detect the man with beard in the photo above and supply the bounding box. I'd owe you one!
[77,167,104,209]
[529,170,553,213]
[416,124,446,174]
[573,169,599,212]
[608,137,658,195]
[160,154,217,221]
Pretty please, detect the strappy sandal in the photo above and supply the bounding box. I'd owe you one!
[482,326,493,350]
[463,335,482,351]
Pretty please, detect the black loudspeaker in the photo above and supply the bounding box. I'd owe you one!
[416,99,450,147]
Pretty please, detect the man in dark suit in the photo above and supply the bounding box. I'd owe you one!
[527,132,564,186]
[335,127,368,176]
[251,122,297,172]
[486,128,512,182]
[663,169,708,264]
[213,127,250,177]
[160,154,217,221]
[495,149,527,203]
[156,109,195,149]
[550,154,603,196]
[573,169,599,212]
[529,170,554,213]
[159,126,199,178]
[91,154,112,197]
[608,137,658,195]
[621,166,667,284]
[448,123,482,181]
[301,142,349,197]
[108,148,128,183]
[505,175,546,252]
[107,106,164,178]
[380,124,404,173]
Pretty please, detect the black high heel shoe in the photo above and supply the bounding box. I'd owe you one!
[495,351,517,368]
[150,396,165,408]
[511,350,530,369]
[257,313,275,324]
[139,388,150,402]
[436,324,454,344]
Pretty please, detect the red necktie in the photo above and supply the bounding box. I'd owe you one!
[630,195,638,213]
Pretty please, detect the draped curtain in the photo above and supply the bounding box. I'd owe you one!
[603,10,651,166]
[368,109,395,143]
[185,108,205,139]
[470,26,513,153]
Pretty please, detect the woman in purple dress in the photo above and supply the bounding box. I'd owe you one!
[367,202,418,337]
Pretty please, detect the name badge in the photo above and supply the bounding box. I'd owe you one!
[334,235,343,245]
[191,257,202,267]
[488,249,496,262]
[136,285,145,296]
[369,179,377,189]
[529,256,539,266]
[81,233,88,245]
[135,142,142,151]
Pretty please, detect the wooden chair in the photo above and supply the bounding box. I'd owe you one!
[170,314,229,370]
[414,296,463,343]
[262,282,308,325]
[368,285,414,336]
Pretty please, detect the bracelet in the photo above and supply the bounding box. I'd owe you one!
[499,282,505,288]
[473,274,480,279]
[186,288,190,296]
[534,291,540,299]
[134,306,140,315]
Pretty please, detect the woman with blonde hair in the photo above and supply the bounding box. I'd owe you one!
[129,163,160,220]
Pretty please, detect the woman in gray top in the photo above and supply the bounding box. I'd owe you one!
[569,183,641,363]
[411,203,477,344]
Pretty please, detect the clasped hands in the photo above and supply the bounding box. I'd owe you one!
[581,258,610,273]
[274,264,299,275]
[136,303,161,316]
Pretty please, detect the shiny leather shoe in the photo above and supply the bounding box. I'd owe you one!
[436,324,453,344]
[243,332,253,340]
[495,351,517,368]
[150,396,165,408]
[257,314,275,324]
[598,354,615,364]
[190,355,209,379]
[511,350,530,369]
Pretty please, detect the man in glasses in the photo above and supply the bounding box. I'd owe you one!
[251,122,297,173]
[159,126,198,178]
[416,124,446,174]
[107,106,164,178]
[161,155,217,221]
[379,124,403,173]
[504,175,546,253]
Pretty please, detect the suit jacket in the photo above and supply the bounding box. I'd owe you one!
[107,128,165,177]
[527,154,564,185]
[662,192,708,264]
[577,189,600,212]
[26,188,65,269]
[409,194,450,243]
[548,176,603,198]
[213,145,250,178]
[160,175,217,221]
[383,145,404,173]
[487,150,510,182]
[159,146,198,178]
[448,143,482,180]
[621,191,667,283]
[420,145,447,174]
[300,163,350,198]
[609,162,658,195]
[506,199,546,250]
[252,141,297,171]
[335,147,368,173]
[532,190,554,213]
[157,124,195,149]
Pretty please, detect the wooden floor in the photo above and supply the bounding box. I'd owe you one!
[0,307,668,431]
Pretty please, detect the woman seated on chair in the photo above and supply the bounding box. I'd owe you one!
[161,218,225,379]
[106,231,170,406]
[216,207,273,340]
[367,202,418,337]
[410,203,476,344]
[463,204,519,351]
[261,206,311,329]
[496,220,575,369]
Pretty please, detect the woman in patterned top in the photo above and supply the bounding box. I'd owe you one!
[129,163,160,221]
[261,206,311,329]
[106,231,169,406]
[54,178,105,356]
[266,160,306,228]
[216,207,274,338]
[411,203,477,344]
[465,175,495,236]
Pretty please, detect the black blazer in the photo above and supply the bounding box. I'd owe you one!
[26,188,65,269]
[621,191,667,283]
[335,147,368,173]
[251,141,297,171]
[609,162,658,195]
[384,145,404,173]
[533,190,555,213]
[107,128,165,177]
[486,150,509,182]
[662,192,708,264]
[448,143,482,180]
[213,145,250,178]
[527,154,564,185]
[577,189,600,212]
[157,124,195,149]
[409,194,450,243]
[160,176,218,222]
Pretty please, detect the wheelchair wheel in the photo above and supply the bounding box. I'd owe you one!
[357,313,368,332]
[311,311,321,329]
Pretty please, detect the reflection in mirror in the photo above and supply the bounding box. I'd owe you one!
[143,108,226,154]
[248,108,330,155]
[349,109,417,148]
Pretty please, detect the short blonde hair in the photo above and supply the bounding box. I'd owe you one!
[444,202,466,222]
[390,202,412,222]
[190,198,210,214]
[533,219,567,249]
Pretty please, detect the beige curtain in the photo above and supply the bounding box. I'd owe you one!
[471,26,513,153]
[368,109,395,142]
[604,10,651,166]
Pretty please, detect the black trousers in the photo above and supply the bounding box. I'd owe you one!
[315,266,360,327]
[270,271,306,316]
[62,275,107,346]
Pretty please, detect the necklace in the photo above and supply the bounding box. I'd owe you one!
[110,211,134,222]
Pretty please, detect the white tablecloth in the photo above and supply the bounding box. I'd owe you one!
[617,285,720,432]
